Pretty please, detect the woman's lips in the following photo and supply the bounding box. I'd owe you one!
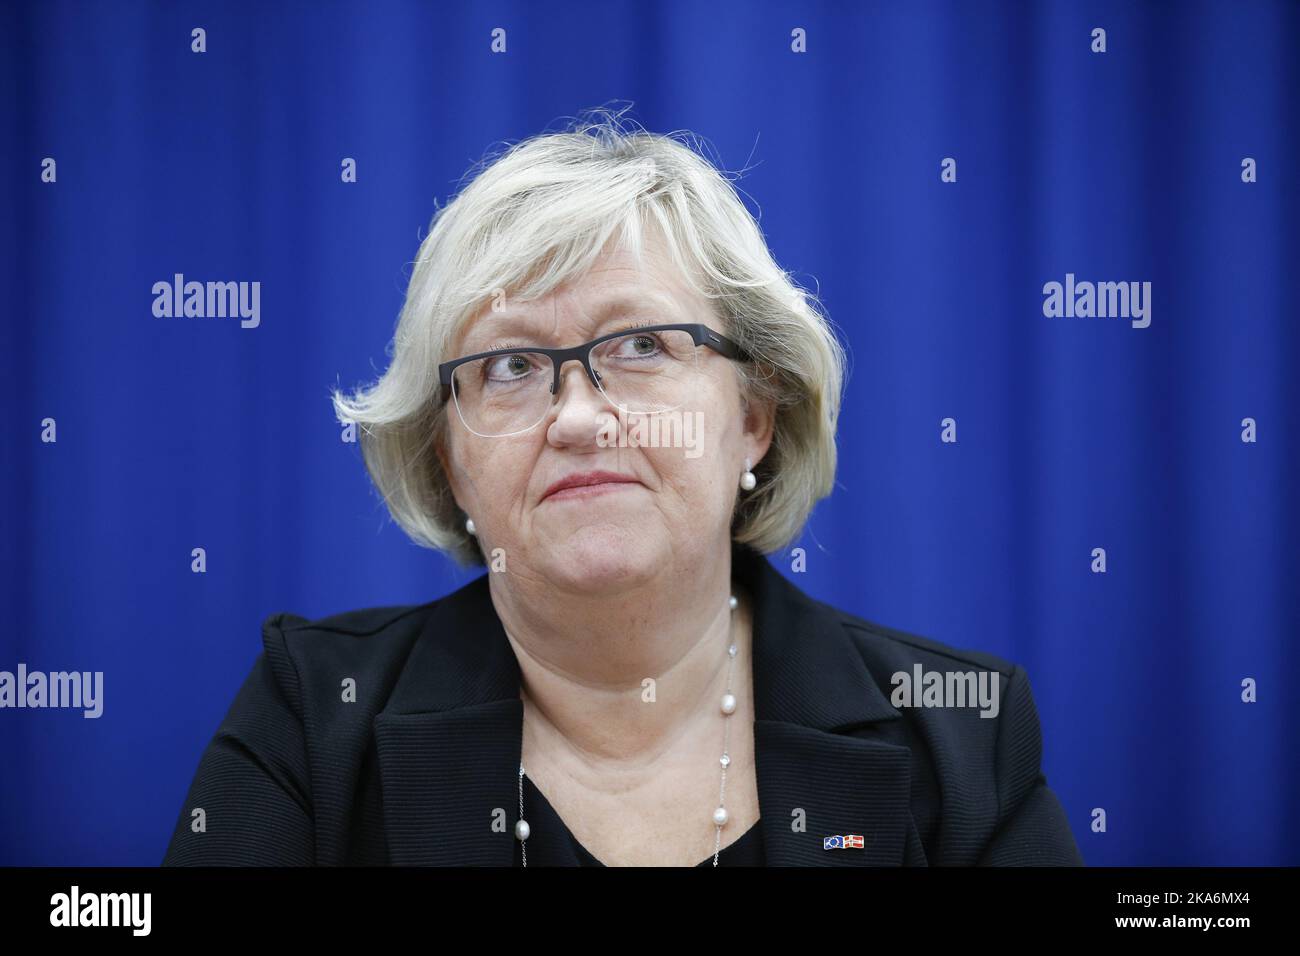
[543,481,641,502]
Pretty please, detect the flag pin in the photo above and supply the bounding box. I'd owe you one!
[823,834,865,849]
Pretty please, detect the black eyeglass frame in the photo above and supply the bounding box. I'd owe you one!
[436,322,751,407]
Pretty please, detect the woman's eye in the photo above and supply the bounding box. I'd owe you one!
[485,353,536,382]
[620,334,660,357]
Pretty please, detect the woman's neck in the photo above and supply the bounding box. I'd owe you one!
[489,553,749,778]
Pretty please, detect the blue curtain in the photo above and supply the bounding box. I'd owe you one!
[2,0,1296,866]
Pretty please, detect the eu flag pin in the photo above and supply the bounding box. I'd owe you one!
[823,834,865,850]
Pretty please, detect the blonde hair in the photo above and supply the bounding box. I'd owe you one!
[332,106,847,566]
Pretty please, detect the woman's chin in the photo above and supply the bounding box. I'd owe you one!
[536,525,664,594]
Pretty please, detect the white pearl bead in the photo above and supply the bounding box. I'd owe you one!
[740,471,757,491]
[713,806,729,826]
[720,693,736,715]
[515,819,530,840]
[465,517,477,535]
[728,595,738,610]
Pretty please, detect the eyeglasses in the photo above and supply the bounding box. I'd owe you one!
[437,322,750,437]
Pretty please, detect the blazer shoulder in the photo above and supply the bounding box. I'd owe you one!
[266,602,435,640]
[823,601,1028,776]
[828,604,1016,679]
[256,601,438,712]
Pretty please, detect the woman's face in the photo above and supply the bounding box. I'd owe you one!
[438,233,773,595]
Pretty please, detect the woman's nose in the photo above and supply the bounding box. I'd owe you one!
[547,362,614,445]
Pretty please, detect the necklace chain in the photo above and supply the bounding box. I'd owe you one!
[517,592,741,867]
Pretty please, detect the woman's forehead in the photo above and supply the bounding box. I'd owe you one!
[452,214,714,347]
[458,285,691,349]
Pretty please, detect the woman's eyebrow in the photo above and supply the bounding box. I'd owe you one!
[459,315,542,352]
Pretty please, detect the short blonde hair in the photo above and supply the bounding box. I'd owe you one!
[332,106,847,567]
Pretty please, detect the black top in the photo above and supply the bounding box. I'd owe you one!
[163,541,1084,866]
[511,772,765,867]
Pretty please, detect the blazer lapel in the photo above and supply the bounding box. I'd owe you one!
[372,576,522,866]
[373,546,915,866]
[737,545,916,866]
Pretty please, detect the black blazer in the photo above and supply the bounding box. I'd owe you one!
[163,543,1084,866]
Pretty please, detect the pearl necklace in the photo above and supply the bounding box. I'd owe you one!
[515,592,742,867]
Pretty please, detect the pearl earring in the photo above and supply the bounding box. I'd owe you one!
[739,458,757,491]
[465,517,477,535]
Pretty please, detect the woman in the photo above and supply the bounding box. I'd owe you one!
[162,111,1083,867]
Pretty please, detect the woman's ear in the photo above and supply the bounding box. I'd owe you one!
[741,393,776,469]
